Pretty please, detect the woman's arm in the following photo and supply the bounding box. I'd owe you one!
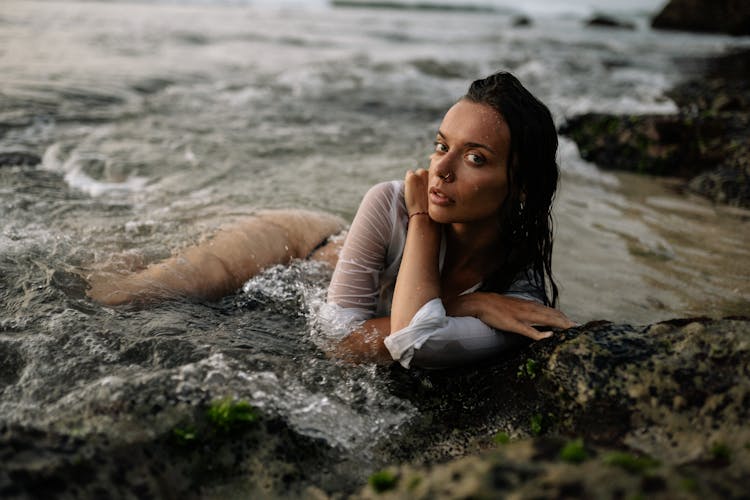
[445,292,575,340]
[333,317,392,363]
[323,182,402,361]
[390,169,440,331]
[326,182,398,316]
[384,294,575,368]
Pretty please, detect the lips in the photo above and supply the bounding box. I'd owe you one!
[429,186,454,206]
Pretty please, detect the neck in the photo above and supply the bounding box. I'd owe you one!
[445,219,501,271]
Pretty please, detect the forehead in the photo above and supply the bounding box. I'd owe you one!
[440,99,510,152]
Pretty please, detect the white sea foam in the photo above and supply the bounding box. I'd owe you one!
[150,0,666,19]
[558,137,619,187]
[62,169,150,198]
[41,142,150,197]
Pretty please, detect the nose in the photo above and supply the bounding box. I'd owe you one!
[431,151,456,182]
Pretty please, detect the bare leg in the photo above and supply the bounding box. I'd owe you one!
[308,233,345,268]
[87,210,345,306]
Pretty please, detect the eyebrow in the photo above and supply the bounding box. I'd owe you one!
[437,130,497,155]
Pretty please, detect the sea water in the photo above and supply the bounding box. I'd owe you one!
[1,0,749,489]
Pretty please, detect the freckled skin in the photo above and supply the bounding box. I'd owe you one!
[428,100,511,225]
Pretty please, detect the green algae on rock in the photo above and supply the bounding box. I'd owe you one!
[560,438,588,464]
[368,469,399,493]
[206,398,257,433]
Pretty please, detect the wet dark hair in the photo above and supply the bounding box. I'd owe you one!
[464,71,559,306]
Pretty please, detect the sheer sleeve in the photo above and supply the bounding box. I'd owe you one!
[322,181,403,333]
[382,298,525,369]
[383,269,548,369]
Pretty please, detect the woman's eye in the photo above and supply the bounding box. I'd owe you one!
[434,142,448,153]
[466,153,486,165]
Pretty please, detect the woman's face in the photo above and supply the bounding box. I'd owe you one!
[428,99,511,225]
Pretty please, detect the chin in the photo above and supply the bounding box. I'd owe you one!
[428,207,454,224]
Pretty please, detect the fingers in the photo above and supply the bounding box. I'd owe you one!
[405,168,429,184]
[513,321,553,341]
[404,168,429,191]
[529,307,576,330]
[512,303,576,341]
[505,296,576,330]
[476,293,576,341]
[405,167,428,177]
[404,168,430,214]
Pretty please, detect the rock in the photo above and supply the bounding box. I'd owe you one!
[357,436,747,499]
[0,402,345,499]
[512,15,532,28]
[3,317,748,498]
[330,1,495,13]
[559,48,750,207]
[355,316,750,499]
[652,0,750,36]
[0,151,41,167]
[586,14,636,30]
[0,342,25,389]
[533,318,750,460]
[558,113,722,177]
[688,164,750,206]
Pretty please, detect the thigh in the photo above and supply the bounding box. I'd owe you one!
[308,235,345,267]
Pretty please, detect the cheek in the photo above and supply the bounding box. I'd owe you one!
[467,182,496,204]
[465,178,507,213]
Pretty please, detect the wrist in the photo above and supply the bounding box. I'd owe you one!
[407,211,436,228]
[406,213,440,242]
[461,292,485,318]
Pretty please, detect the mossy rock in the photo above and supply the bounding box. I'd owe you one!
[353,437,745,499]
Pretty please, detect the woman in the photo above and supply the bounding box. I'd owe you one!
[324,72,573,368]
[88,71,574,368]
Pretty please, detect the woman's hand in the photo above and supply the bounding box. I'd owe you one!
[391,168,440,332]
[445,292,576,341]
[404,168,429,215]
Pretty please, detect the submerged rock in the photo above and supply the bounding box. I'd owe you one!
[652,0,750,36]
[511,15,532,28]
[586,14,636,30]
[688,165,750,207]
[0,151,41,168]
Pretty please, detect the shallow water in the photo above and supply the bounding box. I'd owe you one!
[1,0,749,489]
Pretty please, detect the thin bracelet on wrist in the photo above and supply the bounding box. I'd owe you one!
[408,211,429,220]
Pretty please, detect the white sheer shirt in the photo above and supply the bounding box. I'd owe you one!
[324,181,546,369]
